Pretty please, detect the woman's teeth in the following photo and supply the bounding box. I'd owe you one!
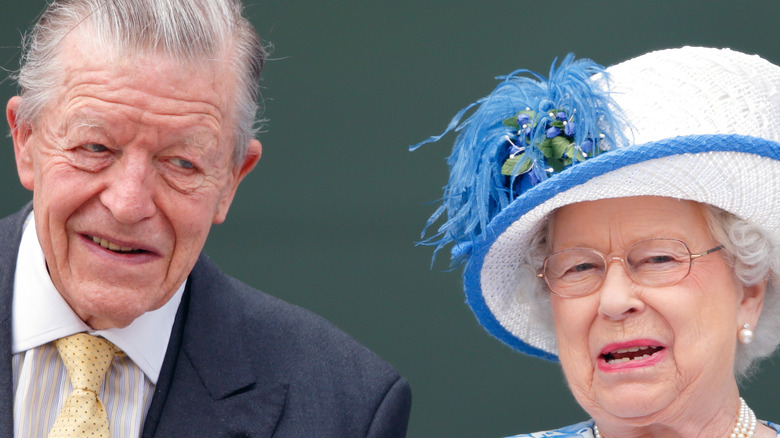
[603,346,662,364]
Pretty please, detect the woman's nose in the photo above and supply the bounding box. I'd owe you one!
[597,259,646,320]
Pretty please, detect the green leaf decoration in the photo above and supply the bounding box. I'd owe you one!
[501,154,533,176]
[550,136,571,158]
[498,107,603,183]
[502,116,519,130]
[548,157,565,173]
[538,138,554,158]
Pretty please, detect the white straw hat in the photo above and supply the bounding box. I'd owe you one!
[413,46,780,360]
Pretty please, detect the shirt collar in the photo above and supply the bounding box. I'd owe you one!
[11,212,185,384]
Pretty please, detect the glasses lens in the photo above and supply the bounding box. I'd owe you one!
[626,239,691,286]
[544,248,605,297]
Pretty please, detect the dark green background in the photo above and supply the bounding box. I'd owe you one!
[2,2,779,436]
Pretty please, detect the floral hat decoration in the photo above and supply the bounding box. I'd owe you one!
[412,47,780,361]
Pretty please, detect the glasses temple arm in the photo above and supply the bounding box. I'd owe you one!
[690,245,725,260]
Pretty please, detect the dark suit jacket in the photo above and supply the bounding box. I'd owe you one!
[0,205,411,437]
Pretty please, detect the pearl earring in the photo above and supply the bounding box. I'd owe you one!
[739,323,754,344]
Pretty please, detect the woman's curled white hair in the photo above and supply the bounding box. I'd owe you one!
[520,202,780,379]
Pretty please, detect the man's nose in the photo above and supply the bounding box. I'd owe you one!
[99,158,157,224]
[597,259,646,321]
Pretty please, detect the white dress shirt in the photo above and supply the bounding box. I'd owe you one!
[12,213,185,438]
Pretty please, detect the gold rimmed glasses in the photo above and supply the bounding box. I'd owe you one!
[537,238,724,298]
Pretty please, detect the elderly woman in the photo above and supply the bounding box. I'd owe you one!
[412,47,780,437]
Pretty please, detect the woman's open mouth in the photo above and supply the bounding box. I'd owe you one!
[601,346,663,365]
[597,342,667,372]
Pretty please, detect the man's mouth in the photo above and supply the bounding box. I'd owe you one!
[601,346,663,364]
[89,235,145,254]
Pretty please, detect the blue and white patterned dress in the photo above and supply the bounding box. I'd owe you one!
[507,419,780,437]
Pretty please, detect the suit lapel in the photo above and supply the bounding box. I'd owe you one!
[0,205,34,437]
[142,255,287,437]
[139,278,188,438]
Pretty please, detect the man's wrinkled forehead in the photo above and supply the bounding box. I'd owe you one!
[46,28,238,134]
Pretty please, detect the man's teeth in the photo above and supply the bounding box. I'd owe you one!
[91,236,137,253]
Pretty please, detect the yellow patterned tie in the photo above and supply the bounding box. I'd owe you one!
[48,333,118,438]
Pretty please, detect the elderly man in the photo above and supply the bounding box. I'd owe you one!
[2,0,411,437]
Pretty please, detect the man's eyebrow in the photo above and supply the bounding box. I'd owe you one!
[65,117,105,131]
[184,134,215,149]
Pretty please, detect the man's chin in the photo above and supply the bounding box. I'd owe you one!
[61,286,168,329]
[83,314,136,330]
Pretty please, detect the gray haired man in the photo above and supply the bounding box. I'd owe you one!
[2,1,411,436]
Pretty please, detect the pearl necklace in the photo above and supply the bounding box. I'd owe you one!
[592,397,756,438]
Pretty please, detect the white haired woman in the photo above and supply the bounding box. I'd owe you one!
[412,47,780,437]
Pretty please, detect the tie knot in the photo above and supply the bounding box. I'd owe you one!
[55,333,118,392]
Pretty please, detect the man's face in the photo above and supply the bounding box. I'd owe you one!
[7,31,261,329]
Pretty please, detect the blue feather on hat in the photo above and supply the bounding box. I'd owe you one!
[411,54,628,267]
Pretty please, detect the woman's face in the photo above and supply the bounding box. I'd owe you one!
[549,197,764,426]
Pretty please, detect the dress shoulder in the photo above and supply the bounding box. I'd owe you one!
[509,419,780,437]
[507,420,595,437]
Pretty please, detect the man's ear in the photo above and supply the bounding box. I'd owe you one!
[7,96,35,191]
[213,139,262,224]
[738,279,767,332]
